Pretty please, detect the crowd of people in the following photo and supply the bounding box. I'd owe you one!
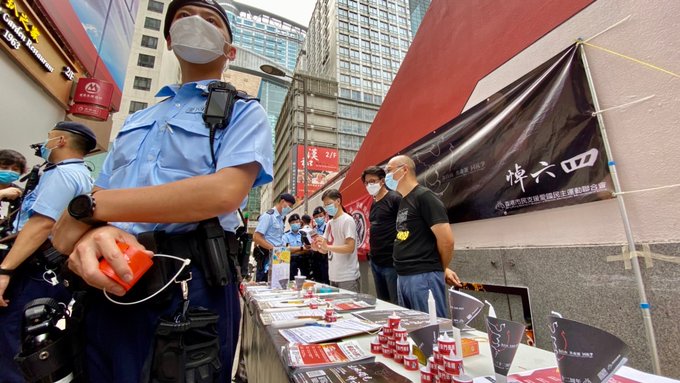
[0,1,461,382]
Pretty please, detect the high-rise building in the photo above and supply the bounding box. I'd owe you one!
[408,0,431,36]
[271,0,413,203]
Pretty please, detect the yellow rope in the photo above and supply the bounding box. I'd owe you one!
[579,41,680,79]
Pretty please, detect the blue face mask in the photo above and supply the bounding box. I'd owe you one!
[385,166,403,190]
[314,217,325,226]
[281,206,292,216]
[40,137,60,162]
[324,203,337,217]
[0,170,20,185]
[290,223,301,232]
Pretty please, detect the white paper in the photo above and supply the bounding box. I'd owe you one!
[279,319,381,344]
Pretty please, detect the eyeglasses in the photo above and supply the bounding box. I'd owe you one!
[363,179,381,185]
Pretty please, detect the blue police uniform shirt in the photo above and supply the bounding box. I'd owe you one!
[255,208,284,247]
[15,160,93,230]
[282,230,302,248]
[315,221,326,236]
[96,80,274,235]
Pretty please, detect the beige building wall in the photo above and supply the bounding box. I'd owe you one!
[457,0,680,249]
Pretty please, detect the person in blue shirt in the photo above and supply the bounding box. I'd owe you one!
[51,1,273,381]
[282,213,311,279]
[310,206,329,284]
[0,149,27,239]
[0,122,95,383]
[253,193,295,282]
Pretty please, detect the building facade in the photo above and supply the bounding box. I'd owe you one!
[408,0,431,36]
[271,0,413,203]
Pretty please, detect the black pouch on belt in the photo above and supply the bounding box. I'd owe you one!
[196,217,233,287]
[150,307,222,383]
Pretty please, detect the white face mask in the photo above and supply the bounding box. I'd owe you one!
[170,16,227,64]
[366,183,381,196]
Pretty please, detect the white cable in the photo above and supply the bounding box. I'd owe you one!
[613,182,680,196]
[583,15,631,43]
[591,95,655,116]
[103,254,191,306]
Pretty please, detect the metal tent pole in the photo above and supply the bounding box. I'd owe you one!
[578,42,661,374]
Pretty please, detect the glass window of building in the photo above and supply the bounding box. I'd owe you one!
[147,0,164,13]
[137,54,155,68]
[340,74,350,84]
[360,4,369,13]
[350,62,360,72]
[144,17,161,31]
[349,11,358,21]
[350,36,359,46]
[351,76,361,86]
[349,0,358,7]
[339,47,349,56]
[361,52,370,62]
[350,49,360,59]
[340,88,351,98]
[129,101,148,114]
[339,9,348,18]
[351,90,361,100]
[339,33,349,44]
[339,21,349,30]
[340,60,350,69]
[369,18,378,27]
[141,35,158,49]
[363,93,373,103]
[133,76,152,91]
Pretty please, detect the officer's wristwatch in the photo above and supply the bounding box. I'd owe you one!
[68,193,106,226]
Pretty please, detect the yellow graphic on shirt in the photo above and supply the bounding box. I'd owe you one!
[396,230,410,241]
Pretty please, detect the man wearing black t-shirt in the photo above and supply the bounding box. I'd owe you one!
[386,155,461,317]
[362,166,401,304]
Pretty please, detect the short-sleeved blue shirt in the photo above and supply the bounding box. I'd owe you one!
[15,160,93,230]
[282,230,302,248]
[254,209,284,247]
[96,80,274,235]
[315,222,326,236]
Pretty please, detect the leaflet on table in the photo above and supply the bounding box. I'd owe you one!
[280,318,381,344]
[472,366,680,383]
[353,309,452,331]
[332,299,374,312]
[260,309,327,326]
[286,340,374,370]
[290,362,412,383]
[270,246,291,289]
[449,288,485,329]
[257,294,363,311]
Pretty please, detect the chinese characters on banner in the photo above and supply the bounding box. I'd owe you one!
[291,145,339,200]
[345,44,612,224]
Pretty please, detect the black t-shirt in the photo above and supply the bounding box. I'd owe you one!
[393,185,449,275]
[368,190,402,267]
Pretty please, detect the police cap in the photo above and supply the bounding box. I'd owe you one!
[164,0,233,41]
[278,193,296,205]
[53,121,97,152]
[312,206,325,216]
[287,214,301,223]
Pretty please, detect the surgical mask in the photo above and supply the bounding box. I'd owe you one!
[314,217,325,226]
[385,167,403,190]
[0,170,20,184]
[170,16,227,64]
[281,206,292,216]
[366,183,381,196]
[40,137,59,162]
[324,203,337,217]
[291,223,301,232]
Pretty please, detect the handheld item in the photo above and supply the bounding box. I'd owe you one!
[99,241,153,291]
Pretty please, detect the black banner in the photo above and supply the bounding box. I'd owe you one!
[403,44,612,222]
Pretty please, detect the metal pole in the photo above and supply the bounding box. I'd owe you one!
[302,77,309,213]
[579,43,661,374]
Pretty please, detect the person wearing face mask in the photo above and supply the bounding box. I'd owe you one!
[282,213,311,279]
[0,122,95,382]
[49,1,274,381]
[0,150,27,239]
[253,193,296,282]
[309,206,330,284]
[386,155,462,318]
[362,166,401,304]
[313,189,360,292]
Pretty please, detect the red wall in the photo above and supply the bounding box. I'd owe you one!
[339,0,594,203]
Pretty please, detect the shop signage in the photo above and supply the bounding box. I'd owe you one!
[0,0,55,73]
[69,77,114,121]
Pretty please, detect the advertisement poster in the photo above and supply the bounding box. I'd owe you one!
[292,145,339,199]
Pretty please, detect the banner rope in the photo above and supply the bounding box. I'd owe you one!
[613,182,680,196]
[592,95,655,116]
[578,41,680,79]
[582,15,631,43]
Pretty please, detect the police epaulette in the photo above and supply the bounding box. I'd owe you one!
[266,209,275,214]
[235,90,259,102]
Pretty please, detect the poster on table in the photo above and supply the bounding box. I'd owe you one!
[270,247,291,289]
[485,316,526,383]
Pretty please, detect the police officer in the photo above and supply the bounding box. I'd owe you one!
[282,213,311,279]
[51,1,273,381]
[0,122,95,383]
[252,193,295,282]
[310,206,329,284]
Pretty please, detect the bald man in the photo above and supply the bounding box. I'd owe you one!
[385,155,461,317]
